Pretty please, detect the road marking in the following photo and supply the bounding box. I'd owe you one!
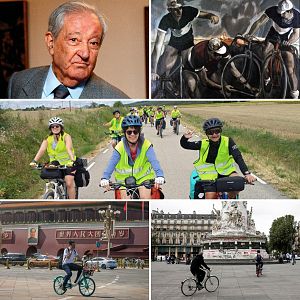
[59,297,73,300]
[97,275,118,289]
[103,148,109,154]
[252,174,267,185]
[86,162,95,171]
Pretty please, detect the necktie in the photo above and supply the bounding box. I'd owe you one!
[53,85,70,99]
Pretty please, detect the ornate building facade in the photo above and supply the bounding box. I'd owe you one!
[0,201,149,259]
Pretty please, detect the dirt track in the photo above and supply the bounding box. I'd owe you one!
[180,102,300,139]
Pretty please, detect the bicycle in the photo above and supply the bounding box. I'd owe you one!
[192,176,253,199]
[33,160,87,199]
[149,115,155,127]
[156,118,165,138]
[256,264,263,277]
[105,130,123,144]
[53,266,96,297]
[171,118,180,135]
[181,269,219,296]
[221,35,262,99]
[103,176,164,199]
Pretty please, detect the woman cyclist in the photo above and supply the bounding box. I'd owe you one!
[100,115,165,199]
[29,117,77,199]
[104,110,124,149]
[181,117,256,199]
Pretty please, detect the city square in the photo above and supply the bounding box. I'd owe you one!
[0,266,148,300]
[152,261,300,300]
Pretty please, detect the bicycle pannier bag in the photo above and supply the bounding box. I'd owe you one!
[40,168,63,180]
[75,167,90,187]
[170,119,173,126]
[216,176,245,192]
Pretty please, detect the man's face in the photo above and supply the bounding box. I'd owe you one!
[69,242,75,249]
[114,112,120,119]
[30,229,36,238]
[168,7,183,19]
[46,12,103,87]
[281,9,294,21]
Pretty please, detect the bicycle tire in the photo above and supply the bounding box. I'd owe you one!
[181,278,197,296]
[204,276,219,292]
[43,190,55,199]
[261,52,287,98]
[221,53,261,99]
[160,125,163,138]
[176,122,179,135]
[75,186,79,199]
[53,276,66,295]
[79,277,96,297]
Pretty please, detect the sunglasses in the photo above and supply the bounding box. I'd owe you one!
[126,130,139,136]
[50,125,60,129]
[206,128,221,135]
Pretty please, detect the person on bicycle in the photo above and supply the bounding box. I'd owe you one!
[190,252,210,289]
[155,106,166,135]
[104,110,124,149]
[246,0,300,99]
[62,240,82,291]
[100,115,165,199]
[180,117,256,199]
[171,105,181,132]
[29,117,77,199]
[255,250,264,274]
[151,0,219,83]
[183,38,257,98]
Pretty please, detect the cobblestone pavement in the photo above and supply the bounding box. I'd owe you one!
[0,266,148,300]
[151,261,300,300]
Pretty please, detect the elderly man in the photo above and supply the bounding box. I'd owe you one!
[8,1,128,99]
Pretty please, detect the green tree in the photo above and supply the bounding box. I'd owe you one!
[113,101,124,107]
[269,215,295,253]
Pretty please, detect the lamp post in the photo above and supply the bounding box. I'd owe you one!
[99,205,120,258]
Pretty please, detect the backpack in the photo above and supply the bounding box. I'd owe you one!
[58,251,65,269]
[75,167,90,187]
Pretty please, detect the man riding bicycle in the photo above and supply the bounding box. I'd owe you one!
[62,240,82,291]
[170,105,181,131]
[100,115,165,199]
[190,252,210,289]
[155,107,166,135]
[29,117,77,199]
[180,118,256,199]
[104,110,124,149]
[255,250,264,274]
[246,0,300,99]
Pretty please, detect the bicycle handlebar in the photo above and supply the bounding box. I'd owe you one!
[103,179,156,191]
[32,163,69,170]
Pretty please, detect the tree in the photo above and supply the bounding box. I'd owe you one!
[113,101,124,107]
[269,215,295,253]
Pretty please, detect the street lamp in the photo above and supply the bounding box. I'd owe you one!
[98,205,120,258]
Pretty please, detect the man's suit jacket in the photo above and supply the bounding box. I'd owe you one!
[8,66,129,99]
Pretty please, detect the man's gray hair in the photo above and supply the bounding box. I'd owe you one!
[48,1,107,44]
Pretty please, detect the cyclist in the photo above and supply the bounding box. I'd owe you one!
[255,250,264,275]
[170,105,181,132]
[148,107,155,126]
[100,115,165,199]
[184,38,257,98]
[104,110,124,149]
[151,0,219,82]
[190,252,210,289]
[180,118,256,199]
[155,106,165,135]
[29,117,77,199]
[62,240,82,291]
[246,0,300,99]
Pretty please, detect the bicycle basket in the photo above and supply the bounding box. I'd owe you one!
[40,168,63,180]
[216,176,245,192]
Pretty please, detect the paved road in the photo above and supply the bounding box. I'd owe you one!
[0,266,148,300]
[151,261,300,300]
[80,119,287,199]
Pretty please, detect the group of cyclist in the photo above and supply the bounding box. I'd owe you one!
[152,0,300,99]
[29,109,256,199]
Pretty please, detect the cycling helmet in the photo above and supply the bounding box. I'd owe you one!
[48,117,64,128]
[208,38,227,55]
[277,0,293,14]
[174,105,177,108]
[113,110,120,115]
[203,118,223,131]
[121,115,142,129]
[167,0,183,8]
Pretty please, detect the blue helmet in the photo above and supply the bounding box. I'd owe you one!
[203,118,223,131]
[121,115,142,129]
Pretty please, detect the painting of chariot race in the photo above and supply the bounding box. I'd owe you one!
[151,0,300,99]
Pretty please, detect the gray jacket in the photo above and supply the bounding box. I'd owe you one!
[8,66,129,99]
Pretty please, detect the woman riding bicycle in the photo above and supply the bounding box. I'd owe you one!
[180,117,256,199]
[100,115,165,199]
[29,117,77,199]
[155,106,165,135]
[104,110,124,149]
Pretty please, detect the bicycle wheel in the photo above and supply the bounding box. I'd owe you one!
[204,276,219,292]
[159,125,163,138]
[221,54,261,99]
[181,278,197,296]
[261,52,287,98]
[79,277,96,297]
[53,276,66,295]
[176,122,179,135]
[43,190,54,199]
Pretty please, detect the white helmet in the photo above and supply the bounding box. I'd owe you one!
[48,117,64,128]
[277,0,293,14]
[174,105,177,108]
